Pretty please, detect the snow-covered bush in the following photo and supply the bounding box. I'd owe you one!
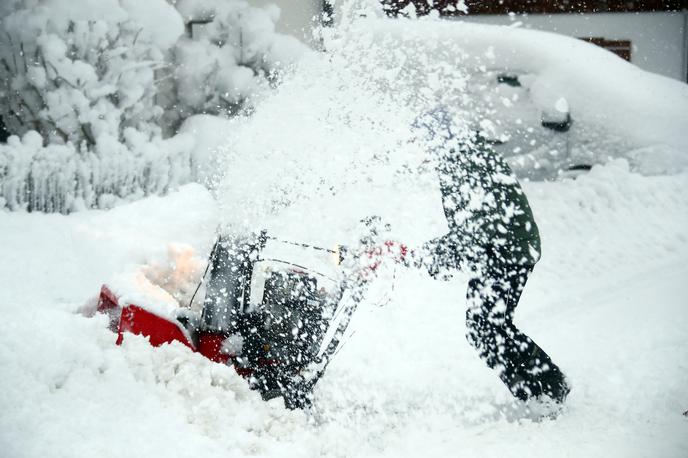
[0,0,182,149]
[0,0,190,212]
[170,0,307,120]
[0,0,307,213]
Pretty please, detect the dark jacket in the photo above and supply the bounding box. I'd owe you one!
[436,136,541,265]
[416,108,541,269]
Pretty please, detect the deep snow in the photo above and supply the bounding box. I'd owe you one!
[1,161,687,457]
[2,11,688,458]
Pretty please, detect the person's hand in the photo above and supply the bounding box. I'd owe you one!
[417,238,456,280]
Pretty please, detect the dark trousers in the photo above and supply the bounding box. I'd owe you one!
[465,259,568,401]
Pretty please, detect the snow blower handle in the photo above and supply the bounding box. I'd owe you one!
[349,215,406,272]
[333,215,415,275]
[360,240,411,273]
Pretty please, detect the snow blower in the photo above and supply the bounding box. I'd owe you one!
[95,219,408,409]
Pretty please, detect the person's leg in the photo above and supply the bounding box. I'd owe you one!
[501,265,570,402]
[465,262,538,400]
[466,262,570,402]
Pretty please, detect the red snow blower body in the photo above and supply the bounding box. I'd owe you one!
[95,226,408,409]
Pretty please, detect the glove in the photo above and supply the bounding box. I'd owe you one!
[416,236,461,280]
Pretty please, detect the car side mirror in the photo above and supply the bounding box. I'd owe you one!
[541,98,573,132]
[542,112,573,132]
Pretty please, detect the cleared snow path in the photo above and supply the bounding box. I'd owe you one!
[1,166,687,457]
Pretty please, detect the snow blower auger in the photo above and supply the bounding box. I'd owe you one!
[94,218,409,409]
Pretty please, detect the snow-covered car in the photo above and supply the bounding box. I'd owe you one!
[410,21,688,180]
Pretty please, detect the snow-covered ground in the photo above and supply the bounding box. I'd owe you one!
[2,11,688,458]
[1,159,687,457]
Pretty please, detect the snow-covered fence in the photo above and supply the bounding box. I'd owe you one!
[0,130,196,213]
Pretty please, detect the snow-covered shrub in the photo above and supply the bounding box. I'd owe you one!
[0,0,195,212]
[0,1,182,148]
[0,0,308,212]
[170,0,307,121]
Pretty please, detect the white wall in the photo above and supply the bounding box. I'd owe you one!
[460,11,688,82]
[249,0,323,44]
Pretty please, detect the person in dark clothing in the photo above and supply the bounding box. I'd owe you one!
[413,107,570,403]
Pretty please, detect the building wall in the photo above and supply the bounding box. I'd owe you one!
[460,11,687,82]
[426,0,685,15]
[249,0,323,45]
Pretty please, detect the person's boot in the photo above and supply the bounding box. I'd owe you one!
[538,367,571,403]
[513,345,571,403]
[500,364,542,401]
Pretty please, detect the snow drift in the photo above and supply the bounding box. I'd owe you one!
[1,160,687,456]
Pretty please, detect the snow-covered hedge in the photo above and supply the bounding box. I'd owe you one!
[0,130,195,212]
[0,0,307,213]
